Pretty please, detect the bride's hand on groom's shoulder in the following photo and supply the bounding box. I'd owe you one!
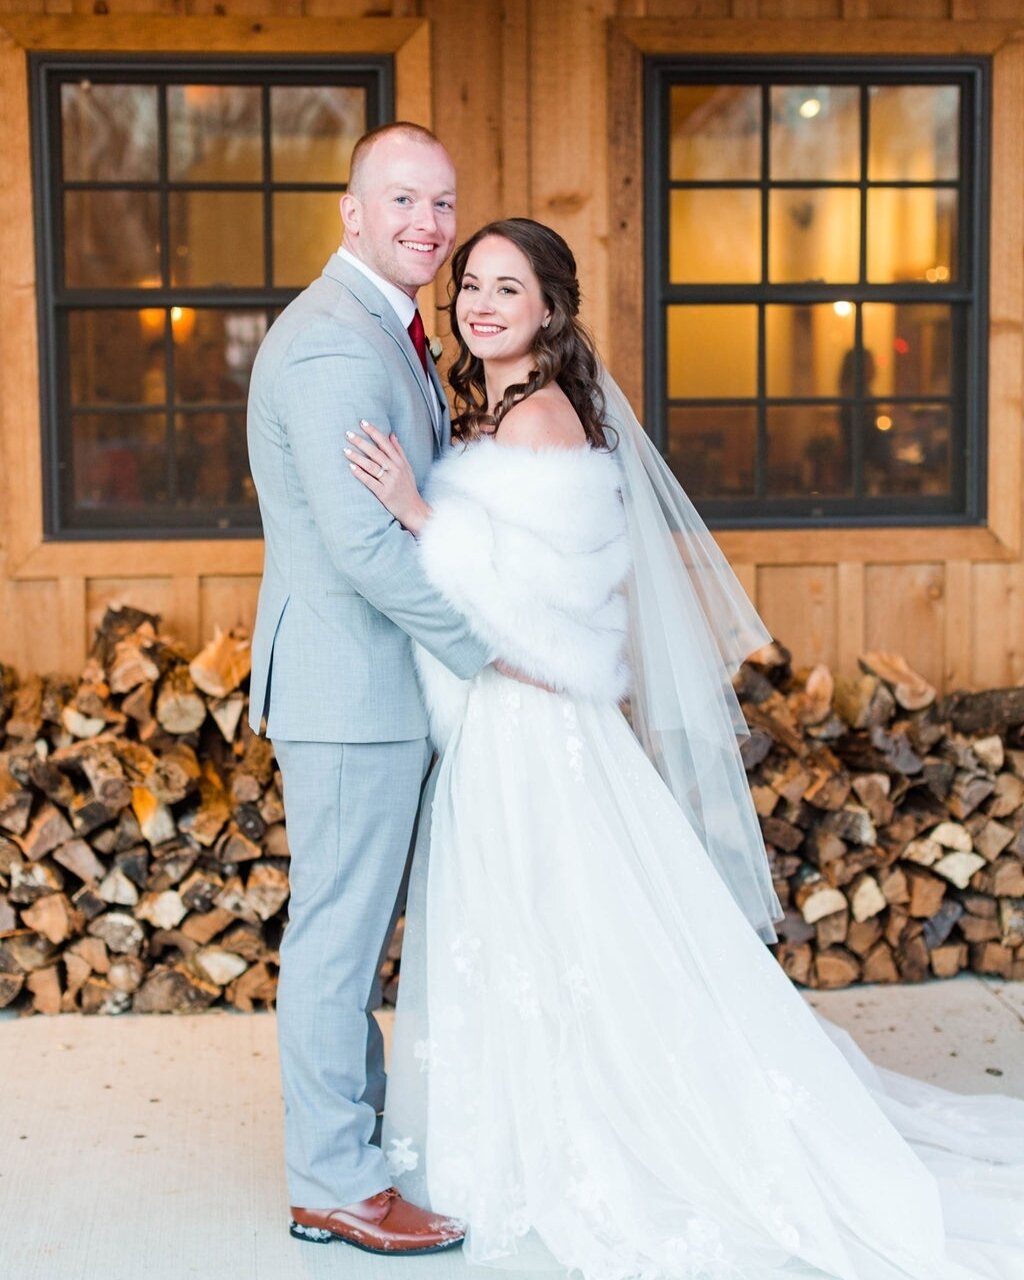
[346,420,432,536]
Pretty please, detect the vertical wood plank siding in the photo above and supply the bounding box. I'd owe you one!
[0,0,1021,692]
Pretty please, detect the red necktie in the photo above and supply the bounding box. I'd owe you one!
[407,309,428,375]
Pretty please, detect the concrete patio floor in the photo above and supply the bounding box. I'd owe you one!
[1,976,1022,1280]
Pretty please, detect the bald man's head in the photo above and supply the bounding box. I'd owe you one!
[340,123,457,297]
[347,122,445,200]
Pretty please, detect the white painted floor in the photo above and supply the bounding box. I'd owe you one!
[0,976,1021,1280]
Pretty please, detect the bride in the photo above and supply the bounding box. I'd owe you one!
[345,218,1024,1280]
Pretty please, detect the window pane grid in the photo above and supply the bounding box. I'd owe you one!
[35,56,388,538]
[649,60,983,526]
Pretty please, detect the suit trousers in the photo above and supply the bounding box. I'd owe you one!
[272,736,433,1208]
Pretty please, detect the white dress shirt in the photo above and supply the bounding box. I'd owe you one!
[337,245,418,330]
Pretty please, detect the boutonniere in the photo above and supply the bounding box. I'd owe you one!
[428,335,444,363]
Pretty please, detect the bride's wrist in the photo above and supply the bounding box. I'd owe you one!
[406,497,433,538]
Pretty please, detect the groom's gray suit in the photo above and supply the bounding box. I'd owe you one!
[247,252,488,1209]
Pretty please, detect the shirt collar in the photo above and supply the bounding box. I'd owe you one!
[337,245,418,330]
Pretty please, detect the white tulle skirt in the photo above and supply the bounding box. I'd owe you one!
[383,668,1024,1280]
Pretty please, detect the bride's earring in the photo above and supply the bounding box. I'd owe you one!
[542,316,551,329]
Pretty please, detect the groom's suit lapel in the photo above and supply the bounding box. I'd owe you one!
[426,353,453,452]
[323,254,442,450]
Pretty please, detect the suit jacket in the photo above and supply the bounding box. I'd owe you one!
[246,253,489,743]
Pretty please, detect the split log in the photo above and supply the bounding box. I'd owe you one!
[87,911,145,956]
[26,965,62,1014]
[861,940,900,983]
[245,862,289,922]
[971,857,1024,898]
[190,946,249,987]
[793,867,847,924]
[814,946,861,988]
[969,941,1015,979]
[155,667,206,735]
[108,955,147,993]
[180,906,236,946]
[929,942,967,977]
[80,978,132,1015]
[225,959,278,1011]
[859,652,935,711]
[189,629,251,699]
[18,804,74,862]
[945,687,1024,735]
[134,964,219,1013]
[903,867,946,919]
[135,891,187,931]
[0,972,24,1006]
[52,838,106,885]
[20,894,84,946]
[848,874,887,923]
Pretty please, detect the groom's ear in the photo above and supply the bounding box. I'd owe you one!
[341,192,360,237]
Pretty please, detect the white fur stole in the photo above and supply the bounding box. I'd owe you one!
[414,438,631,747]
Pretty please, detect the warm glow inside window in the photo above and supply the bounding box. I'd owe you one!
[33,57,388,538]
[647,63,986,526]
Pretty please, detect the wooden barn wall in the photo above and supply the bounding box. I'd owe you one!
[1,0,1023,694]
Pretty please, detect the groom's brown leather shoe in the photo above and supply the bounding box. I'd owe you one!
[290,1188,465,1254]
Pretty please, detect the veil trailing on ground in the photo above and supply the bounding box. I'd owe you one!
[601,369,783,942]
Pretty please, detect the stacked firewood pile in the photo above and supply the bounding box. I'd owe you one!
[0,606,288,1015]
[2,609,1023,1014]
[742,645,1024,988]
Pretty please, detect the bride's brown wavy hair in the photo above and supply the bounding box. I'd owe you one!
[447,218,612,449]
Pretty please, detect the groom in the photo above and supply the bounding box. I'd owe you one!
[246,122,489,1252]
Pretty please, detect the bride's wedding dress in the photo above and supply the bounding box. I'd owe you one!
[381,433,1024,1280]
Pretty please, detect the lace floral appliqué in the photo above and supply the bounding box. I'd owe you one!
[385,1136,420,1175]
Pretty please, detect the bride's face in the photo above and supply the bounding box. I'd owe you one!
[456,236,551,363]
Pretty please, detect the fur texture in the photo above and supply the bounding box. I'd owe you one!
[413,438,631,747]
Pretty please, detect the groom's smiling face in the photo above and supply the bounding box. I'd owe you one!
[341,133,457,299]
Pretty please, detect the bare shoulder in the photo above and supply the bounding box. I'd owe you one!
[496,385,587,451]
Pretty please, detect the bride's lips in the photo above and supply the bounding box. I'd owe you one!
[468,323,505,338]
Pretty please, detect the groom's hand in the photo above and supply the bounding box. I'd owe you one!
[492,658,556,693]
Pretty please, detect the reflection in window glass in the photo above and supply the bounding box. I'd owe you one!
[868,84,959,182]
[669,85,760,182]
[667,305,758,399]
[61,83,159,183]
[70,310,166,406]
[168,84,262,183]
[866,187,958,284]
[72,414,167,511]
[770,85,859,182]
[862,302,952,399]
[766,405,853,498]
[64,191,161,288]
[768,188,860,283]
[861,403,951,496]
[273,192,344,287]
[667,407,757,498]
[175,310,267,404]
[669,189,760,284]
[175,411,255,511]
[271,86,366,184]
[169,191,264,288]
[765,303,855,398]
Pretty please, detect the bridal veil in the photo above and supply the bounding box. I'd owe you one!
[601,369,783,942]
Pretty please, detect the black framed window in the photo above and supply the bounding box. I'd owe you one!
[645,60,989,527]
[32,55,391,539]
